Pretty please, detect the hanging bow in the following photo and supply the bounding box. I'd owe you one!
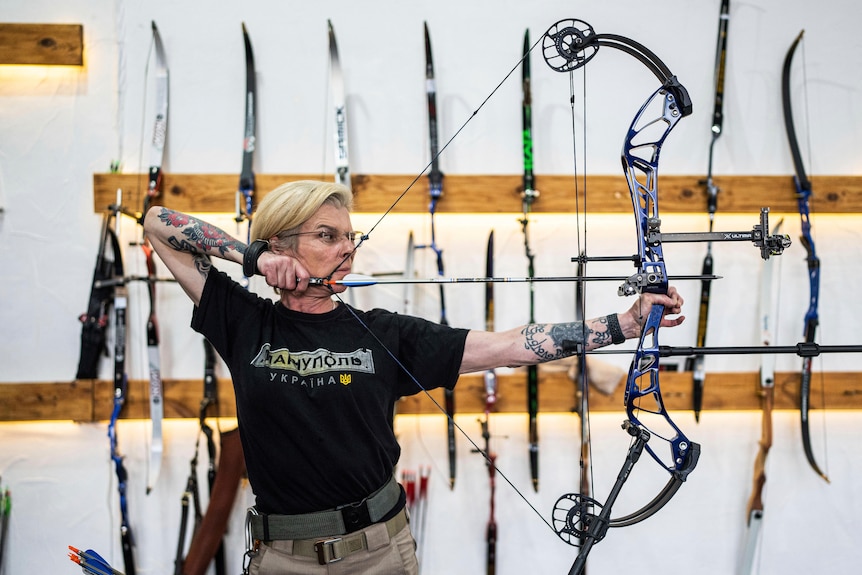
[781,30,828,483]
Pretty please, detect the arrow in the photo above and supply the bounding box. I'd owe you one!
[310,272,720,287]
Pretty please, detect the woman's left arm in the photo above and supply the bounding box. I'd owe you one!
[459,287,684,374]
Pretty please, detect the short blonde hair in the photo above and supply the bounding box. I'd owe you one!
[250,180,353,247]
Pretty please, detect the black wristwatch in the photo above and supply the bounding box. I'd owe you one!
[243,239,270,277]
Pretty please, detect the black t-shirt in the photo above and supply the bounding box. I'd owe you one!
[192,270,468,515]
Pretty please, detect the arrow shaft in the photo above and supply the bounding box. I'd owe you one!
[313,274,718,287]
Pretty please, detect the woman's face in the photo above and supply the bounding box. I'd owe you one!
[279,202,357,292]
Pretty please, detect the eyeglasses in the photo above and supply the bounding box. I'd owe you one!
[282,228,364,247]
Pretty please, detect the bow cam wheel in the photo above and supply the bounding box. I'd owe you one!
[543,19,598,73]
[552,492,603,546]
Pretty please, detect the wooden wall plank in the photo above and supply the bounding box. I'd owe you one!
[0,380,94,421]
[93,173,862,215]
[398,370,862,414]
[2,371,859,422]
[0,23,84,66]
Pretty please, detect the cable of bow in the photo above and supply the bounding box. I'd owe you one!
[687,0,730,422]
[520,28,541,493]
[780,29,828,483]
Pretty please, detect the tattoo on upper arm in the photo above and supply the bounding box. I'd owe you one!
[193,253,212,279]
[157,208,246,256]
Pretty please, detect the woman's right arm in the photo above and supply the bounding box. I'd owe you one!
[143,207,247,306]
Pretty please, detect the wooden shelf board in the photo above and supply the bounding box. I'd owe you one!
[93,173,862,215]
[2,371,859,422]
[0,23,83,66]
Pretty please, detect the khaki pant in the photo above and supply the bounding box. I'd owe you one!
[249,520,419,575]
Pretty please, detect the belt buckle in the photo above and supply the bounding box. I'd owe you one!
[314,537,343,565]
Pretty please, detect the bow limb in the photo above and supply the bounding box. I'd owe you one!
[781,30,828,483]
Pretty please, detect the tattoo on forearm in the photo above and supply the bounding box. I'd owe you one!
[522,321,596,362]
[592,316,612,346]
[157,208,246,256]
[523,324,552,361]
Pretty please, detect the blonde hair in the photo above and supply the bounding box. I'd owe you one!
[250,180,353,247]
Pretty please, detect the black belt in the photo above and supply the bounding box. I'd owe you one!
[247,475,401,540]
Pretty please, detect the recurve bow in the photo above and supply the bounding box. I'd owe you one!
[739,219,781,574]
[481,230,498,575]
[143,19,169,495]
[419,21,456,489]
[521,28,541,493]
[687,0,730,422]
[781,29,828,483]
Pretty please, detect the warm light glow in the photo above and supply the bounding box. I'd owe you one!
[0,63,85,96]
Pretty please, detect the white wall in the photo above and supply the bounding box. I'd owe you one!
[1,0,860,573]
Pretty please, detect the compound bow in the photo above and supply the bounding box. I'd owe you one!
[537,20,789,573]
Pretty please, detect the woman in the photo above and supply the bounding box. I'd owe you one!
[144,180,684,574]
